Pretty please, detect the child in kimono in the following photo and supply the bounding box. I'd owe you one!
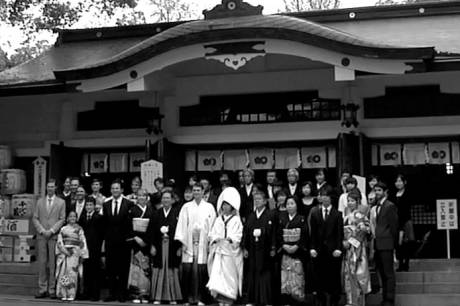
[207,187,244,306]
[55,211,88,301]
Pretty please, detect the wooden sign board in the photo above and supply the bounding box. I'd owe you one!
[141,160,163,194]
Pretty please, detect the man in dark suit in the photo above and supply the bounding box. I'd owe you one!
[314,168,338,208]
[239,169,255,222]
[81,197,103,301]
[64,177,80,217]
[265,170,277,199]
[71,185,87,225]
[286,168,302,199]
[371,182,399,306]
[200,177,218,206]
[102,180,134,302]
[309,194,344,306]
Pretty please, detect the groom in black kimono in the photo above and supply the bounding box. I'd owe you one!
[309,194,344,306]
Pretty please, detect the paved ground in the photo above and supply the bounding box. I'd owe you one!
[0,294,384,305]
[0,295,136,306]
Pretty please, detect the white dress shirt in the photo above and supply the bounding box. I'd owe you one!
[76,200,85,220]
[112,198,121,215]
[289,183,297,196]
[245,183,253,197]
[322,206,331,220]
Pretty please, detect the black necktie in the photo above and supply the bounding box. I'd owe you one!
[113,201,118,216]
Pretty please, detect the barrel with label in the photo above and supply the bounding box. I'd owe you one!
[0,146,12,170]
[11,194,37,219]
[0,169,26,195]
[0,196,11,218]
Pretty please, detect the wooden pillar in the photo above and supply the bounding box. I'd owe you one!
[337,132,373,178]
[154,138,185,189]
[337,132,361,176]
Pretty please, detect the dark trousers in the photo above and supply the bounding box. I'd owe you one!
[313,253,342,306]
[181,263,210,304]
[106,245,130,300]
[375,249,396,303]
[396,241,413,271]
[83,256,101,300]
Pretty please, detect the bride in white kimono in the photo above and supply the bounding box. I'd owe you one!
[207,187,244,306]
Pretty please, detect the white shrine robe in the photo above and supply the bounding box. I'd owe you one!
[207,214,244,300]
[175,199,216,264]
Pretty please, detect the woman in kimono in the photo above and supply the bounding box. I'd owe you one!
[55,211,88,301]
[342,190,371,306]
[127,188,155,304]
[243,190,276,306]
[207,187,244,306]
[278,196,308,305]
[149,190,182,305]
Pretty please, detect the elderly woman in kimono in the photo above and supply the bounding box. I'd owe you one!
[342,190,371,306]
[55,211,88,301]
[207,187,244,306]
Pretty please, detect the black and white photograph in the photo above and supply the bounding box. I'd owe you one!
[0,0,460,305]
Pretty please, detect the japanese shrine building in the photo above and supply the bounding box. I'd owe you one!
[2,0,460,258]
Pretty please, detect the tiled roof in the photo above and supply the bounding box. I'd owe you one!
[54,14,434,81]
[2,1,459,88]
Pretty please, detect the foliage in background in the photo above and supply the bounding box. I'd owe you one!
[283,0,340,12]
[0,0,195,71]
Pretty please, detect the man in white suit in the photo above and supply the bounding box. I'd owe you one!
[32,179,66,299]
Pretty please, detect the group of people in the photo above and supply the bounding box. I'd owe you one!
[31,168,414,306]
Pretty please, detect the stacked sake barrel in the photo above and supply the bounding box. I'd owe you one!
[0,145,35,263]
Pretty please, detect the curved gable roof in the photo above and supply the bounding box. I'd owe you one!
[54,14,435,81]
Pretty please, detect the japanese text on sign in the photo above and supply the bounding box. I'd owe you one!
[437,199,458,230]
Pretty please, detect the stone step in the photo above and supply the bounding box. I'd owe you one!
[0,294,458,306]
[0,263,37,274]
[397,271,460,283]
[396,294,460,306]
[0,273,36,286]
[0,283,36,296]
[408,259,460,271]
[397,282,460,294]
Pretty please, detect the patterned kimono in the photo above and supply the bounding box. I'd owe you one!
[55,224,88,299]
[343,209,372,306]
[127,204,155,302]
[278,212,307,303]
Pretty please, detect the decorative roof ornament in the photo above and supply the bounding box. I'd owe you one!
[203,0,263,20]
